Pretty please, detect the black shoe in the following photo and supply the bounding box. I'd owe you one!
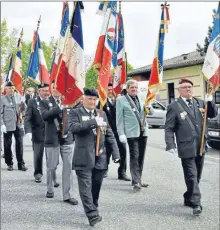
[141,183,149,188]
[18,165,28,171]
[7,165,13,171]
[133,183,142,192]
[103,171,108,178]
[89,215,102,226]
[64,198,78,205]
[54,182,60,188]
[46,192,54,198]
[193,206,202,216]
[118,175,131,181]
[35,177,42,183]
[184,200,194,208]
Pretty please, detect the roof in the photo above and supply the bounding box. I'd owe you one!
[128,51,205,76]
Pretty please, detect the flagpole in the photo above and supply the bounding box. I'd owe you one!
[199,81,211,156]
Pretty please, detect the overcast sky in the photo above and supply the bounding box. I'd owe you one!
[1,1,218,69]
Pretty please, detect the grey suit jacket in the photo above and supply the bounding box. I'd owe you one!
[165,97,217,158]
[116,95,153,138]
[1,94,23,132]
[69,106,120,171]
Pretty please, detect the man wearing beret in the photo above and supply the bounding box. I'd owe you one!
[97,82,130,181]
[165,78,217,216]
[24,83,50,183]
[1,81,27,171]
[69,88,120,226]
[39,83,78,205]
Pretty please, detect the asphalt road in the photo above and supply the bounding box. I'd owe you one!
[1,128,219,230]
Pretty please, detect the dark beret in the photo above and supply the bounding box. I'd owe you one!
[5,81,14,87]
[38,83,49,89]
[179,78,193,86]
[108,83,113,87]
[83,88,98,97]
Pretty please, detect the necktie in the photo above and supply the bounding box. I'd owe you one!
[56,99,60,104]
[186,99,195,115]
[89,111,93,119]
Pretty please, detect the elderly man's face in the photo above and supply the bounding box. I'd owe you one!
[178,83,193,99]
[107,85,114,98]
[38,87,50,99]
[83,95,98,110]
[5,86,15,95]
[26,88,35,95]
[126,83,138,97]
[51,84,62,98]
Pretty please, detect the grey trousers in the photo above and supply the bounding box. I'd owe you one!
[45,146,60,193]
[60,144,74,200]
[33,142,44,177]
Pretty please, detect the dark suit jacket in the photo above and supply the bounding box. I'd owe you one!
[39,96,63,147]
[69,106,120,170]
[165,97,217,158]
[24,96,45,142]
[97,98,117,136]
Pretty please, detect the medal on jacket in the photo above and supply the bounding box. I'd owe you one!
[49,103,53,108]
[107,106,110,111]
[133,108,136,112]
[180,111,187,120]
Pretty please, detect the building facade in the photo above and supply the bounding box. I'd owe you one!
[128,51,207,106]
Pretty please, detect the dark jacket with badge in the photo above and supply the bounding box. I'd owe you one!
[24,96,45,142]
[165,97,217,158]
[69,106,120,171]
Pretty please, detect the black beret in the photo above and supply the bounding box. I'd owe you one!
[38,83,49,89]
[108,83,113,87]
[83,88,98,97]
[5,81,14,87]
[179,78,193,86]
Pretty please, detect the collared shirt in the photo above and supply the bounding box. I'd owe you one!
[84,106,95,118]
[181,97,193,107]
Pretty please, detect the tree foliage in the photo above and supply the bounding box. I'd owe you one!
[196,9,216,56]
[1,19,54,89]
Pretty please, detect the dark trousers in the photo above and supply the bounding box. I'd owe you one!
[106,135,127,176]
[4,127,24,167]
[76,168,106,219]
[181,155,205,206]
[127,136,148,185]
[33,142,44,177]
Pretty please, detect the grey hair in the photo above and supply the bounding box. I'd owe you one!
[126,79,138,89]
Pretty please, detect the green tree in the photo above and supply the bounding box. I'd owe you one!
[85,66,98,89]
[196,9,216,56]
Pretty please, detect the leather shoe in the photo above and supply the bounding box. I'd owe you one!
[118,175,131,181]
[193,206,202,216]
[89,215,102,226]
[54,182,60,188]
[18,165,28,171]
[46,192,54,198]
[64,198,78,205]
[141,183,149,188]
[133,183,142,192]
[7,165,13,171]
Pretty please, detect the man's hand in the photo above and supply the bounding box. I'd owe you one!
[205,94,213,102]
[95,117,104,126]
[25,133,32,142]
[119,134,127,143]
[167,148,177,154]
[1,125,7,133]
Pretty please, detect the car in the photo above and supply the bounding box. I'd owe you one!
[147,101,167,128]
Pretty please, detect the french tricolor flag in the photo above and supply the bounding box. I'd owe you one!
[97,1,109,15]
[50,2,69,86]
[202,2,220,93]
[56,1,85,105]
[27,30,50,85]
[112,13,126,95]
[93,1,117,106]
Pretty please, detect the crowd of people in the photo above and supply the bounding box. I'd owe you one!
[1,78,217,226]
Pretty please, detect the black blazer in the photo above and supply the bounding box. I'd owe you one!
[69,106,120,170]
[24,96,45,143]
[165,97,217,158]
[97,98,117,136]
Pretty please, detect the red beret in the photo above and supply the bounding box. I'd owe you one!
[179,78,193,86]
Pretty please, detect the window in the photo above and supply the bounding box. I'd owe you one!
[152,102,164,110]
